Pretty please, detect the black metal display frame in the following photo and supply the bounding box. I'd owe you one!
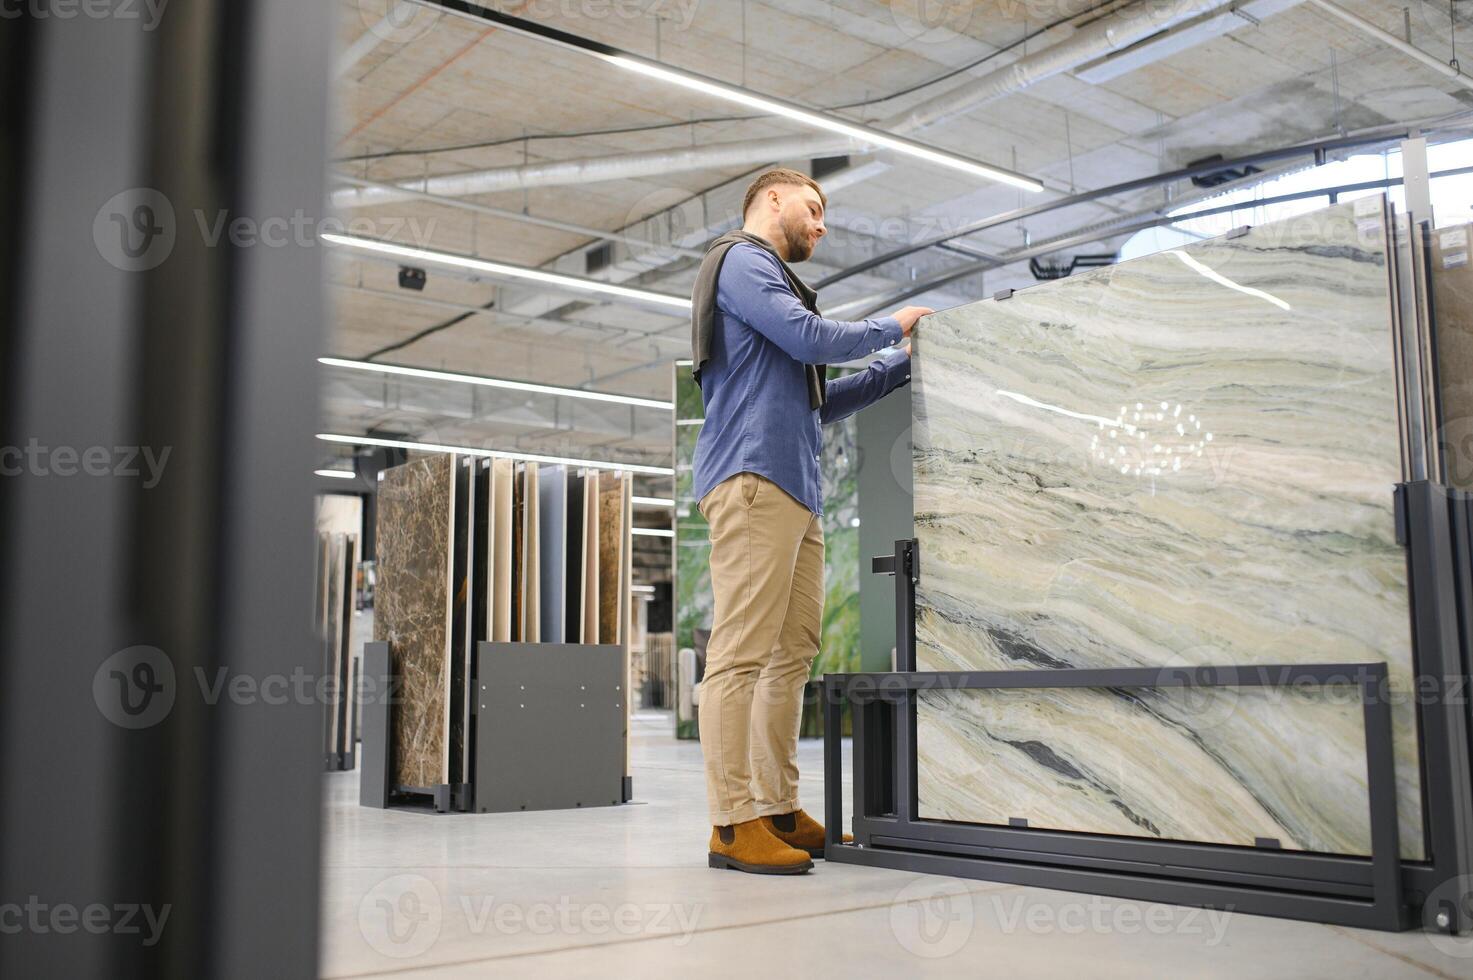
[358,639,633,814]
[824,479,1473,933]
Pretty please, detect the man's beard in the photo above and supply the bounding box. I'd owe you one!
[780,215,813,262]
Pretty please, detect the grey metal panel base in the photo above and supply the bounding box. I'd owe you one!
[474,642,626,813]
[359,642,393,809]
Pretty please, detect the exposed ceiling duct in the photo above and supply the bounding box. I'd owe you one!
[334,0,1241,208]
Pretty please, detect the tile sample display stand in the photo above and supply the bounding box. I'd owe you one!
[359,639,630,814]
[826,497,1473,931]
[473,642,628,813]
[359,641,393,808]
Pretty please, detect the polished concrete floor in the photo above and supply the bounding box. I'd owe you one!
[319,709,1472,978]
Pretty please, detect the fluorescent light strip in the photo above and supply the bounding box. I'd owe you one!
[631,585,657,593]
[603,56,1043,192]
[631,527,675,538]
[315,468,356,480]
[319,356,673,411]
[317,433,674,476]
[320,234,692,311]
[632,496,675,508]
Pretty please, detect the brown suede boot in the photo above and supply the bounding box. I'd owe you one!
[761,809,852,859]
[708,818,814,875]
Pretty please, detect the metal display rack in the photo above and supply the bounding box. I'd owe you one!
[358,640,631,814]
[824,480,1473,933]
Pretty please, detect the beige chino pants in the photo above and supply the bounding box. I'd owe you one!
[697,472,824,826]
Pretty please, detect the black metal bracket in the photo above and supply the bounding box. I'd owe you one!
[830,483,1473,933]
[824,663,1412,931]
[871,539,918,672]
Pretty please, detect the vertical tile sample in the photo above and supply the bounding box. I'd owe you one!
[538,465,568,644]
[374,454,456,789]
[565,470,586,644]
[619,471,633,777]
[619,472,633,646]
[598,471,623,646]
[583,471,601,645]
[314,531,330,634]
[523,464,541,643]
[340,536,360,766]
[511,464,525,641]
[911,198,1423,858]
[1430,223,1473,490]
[322,532,344,759]
[332,533,358,762]
[489,459,513,643]
[446,459,472,785]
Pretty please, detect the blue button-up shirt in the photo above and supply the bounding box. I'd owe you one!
[692,243,910,516]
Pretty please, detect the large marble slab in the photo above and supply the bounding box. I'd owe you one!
[911,197,1424,858]
[1430,223,1473,490]
[375,455,456,789]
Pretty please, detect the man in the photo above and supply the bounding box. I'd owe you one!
[690,168,930,874]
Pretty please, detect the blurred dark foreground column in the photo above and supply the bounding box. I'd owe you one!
[0,1,334,977]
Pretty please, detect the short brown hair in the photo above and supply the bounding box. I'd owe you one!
[741,168,826,219]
